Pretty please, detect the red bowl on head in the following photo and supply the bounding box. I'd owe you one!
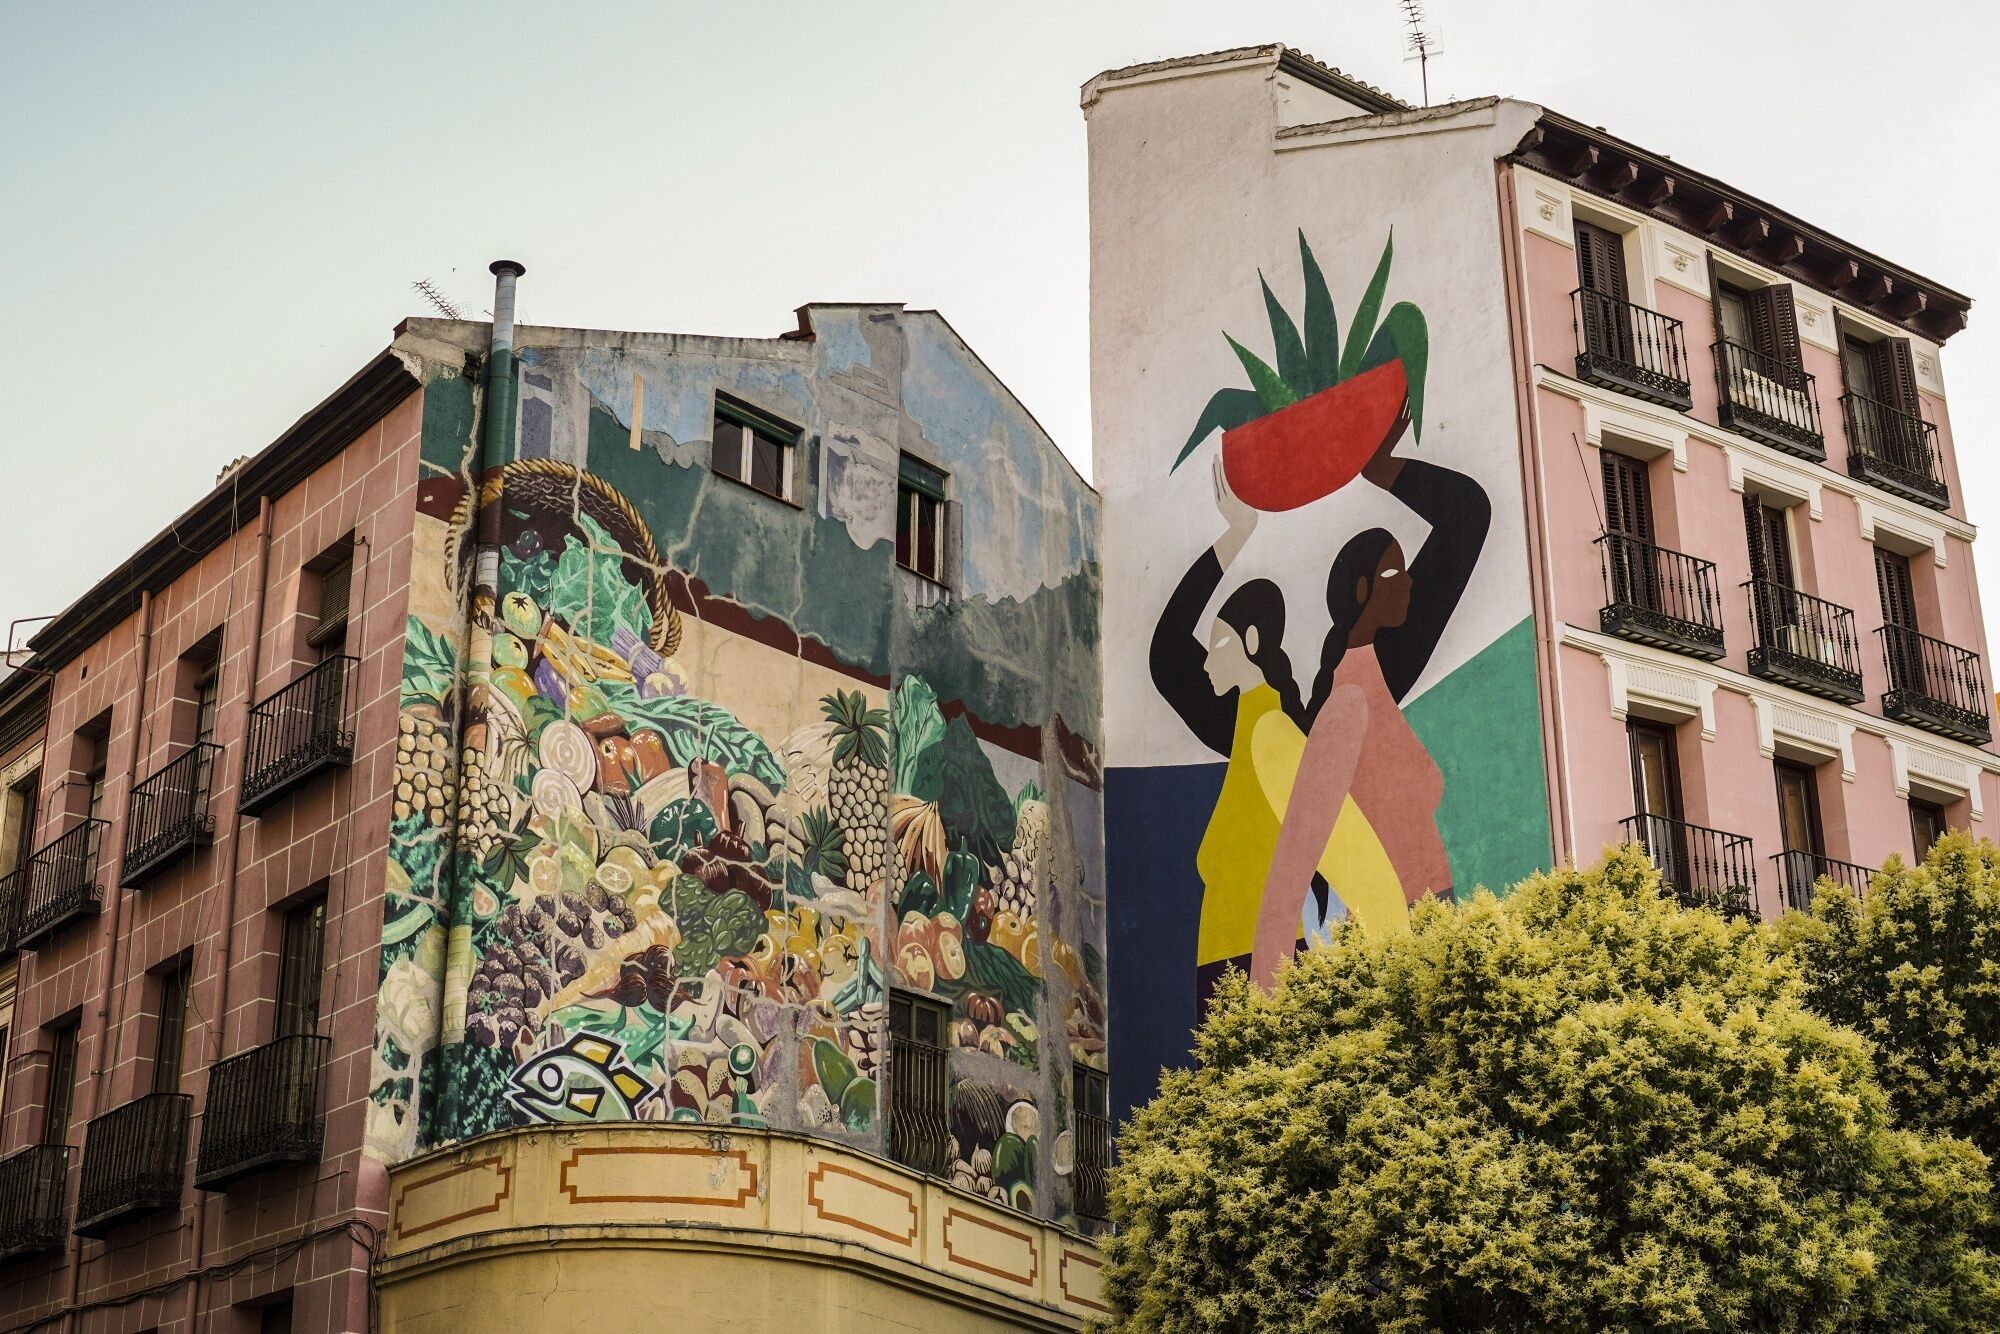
[1221,359,1408,512]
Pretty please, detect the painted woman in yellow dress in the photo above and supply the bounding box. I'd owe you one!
[1149,461,1404,1002]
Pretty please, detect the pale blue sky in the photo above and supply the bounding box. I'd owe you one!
[3,0,1996,641]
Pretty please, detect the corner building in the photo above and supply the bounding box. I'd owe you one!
[1088,46,1994,1122]
[0,292,1109,1331]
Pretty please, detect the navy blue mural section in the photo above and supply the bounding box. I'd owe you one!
[1105,761,1222,1129]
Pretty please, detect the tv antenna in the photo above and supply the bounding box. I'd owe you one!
[412,278,463,320]
[1399,0,1442,107]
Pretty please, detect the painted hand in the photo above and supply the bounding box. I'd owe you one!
[1360,404,1414,490]
[1212,455,1258,568]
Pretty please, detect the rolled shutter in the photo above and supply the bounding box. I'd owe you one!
[307,557,352,649]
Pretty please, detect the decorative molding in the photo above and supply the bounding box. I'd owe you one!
[1520,169,1574,246]
[807,1161,920,1247]
[942,1207,1041,1288]
[392,1155,514,1241]
[1792,286,1837,353]
[1753,698,1855,780]
[1891,737,1986,820]
[1653,229,1710,298]
[1581,395,1688,472]
[1857,495,1950,568]
[1060,1249,1110,1314]
[1725,443,1822,520]
[1600,651,1716,739]
[1913,345,1946,398]
[557,1144,759,1210]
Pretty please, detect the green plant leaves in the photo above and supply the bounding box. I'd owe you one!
[1172,388,1264,473]
[1299,230,1340,396]
[549,513,651,648]
[1361,301,1430,441]
[1225,335,1298,414]
[1259,272,1308,394]
[400,617,461,711]
[1338,228,1395,383]
[962,941,1039,1015]
[890,676,946,796]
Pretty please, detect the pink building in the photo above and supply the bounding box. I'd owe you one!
[1087,47,1991,1119]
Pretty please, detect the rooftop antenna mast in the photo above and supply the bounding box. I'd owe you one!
[412,278,464,320]
[1399,0,1441,107]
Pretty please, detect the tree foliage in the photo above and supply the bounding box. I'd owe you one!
[1100,848,2000,1332]
[1782,833,2000,1182]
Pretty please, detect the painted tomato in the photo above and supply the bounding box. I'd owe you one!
[1221,359,1408,512]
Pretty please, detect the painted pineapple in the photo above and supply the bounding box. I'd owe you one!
[995,790,1049,918]
[820,690,890,894]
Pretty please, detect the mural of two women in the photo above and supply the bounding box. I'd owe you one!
[1149,231,1490,990]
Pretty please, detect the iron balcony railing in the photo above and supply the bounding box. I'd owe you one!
[1843,393,1948,510]
[1596,533,1725,660]
[1072,1109,1112,1221]
[122,743,221,888]
[1879,624,1991,745]
[1743,580,1864,703]
[1714,339,1825,459]
[1623,812,1759,919]
[240,656,356,816]
[18,819,108,951]
[1771,850,1874,913]
[0,868,20,959]
[0,1145,69,1261]
[196,1034,329,1190]
[1571,289,1693,409]
[75,1091,190,1238]
[887,1031,950,1178]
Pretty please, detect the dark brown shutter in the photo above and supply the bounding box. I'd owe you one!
[307,557,352,649]
[1574,221,1629,300]
[1601,452,1653,541]
[1875,547,1917,629]
[1868,338,1920,414]
[1762,286,1803,370]
[1744,500,1792,588]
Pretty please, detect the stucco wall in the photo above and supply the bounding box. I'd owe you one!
[1086,58,1555,1120]
[368,307,1105,1230]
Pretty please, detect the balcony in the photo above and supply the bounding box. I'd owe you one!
[0,1145,69,1262]
[887,1027,949,1178]
[121,743,221,888]
[240,656,356,817]
[196,1034,329,1190]
[1596,533,1725,660]
[1073,1107,1111,1221]
[1743,580,1864,704]
[1771,850,1874,912]
[1622,812,1759,919]
[18,820,108,951]
[1714,340,1825,460]
[1844,393,1949,510]
[0,868,20,960]
[1879,624,1991,745]
[75,1092,190,1237]
[1571,289,1693,409]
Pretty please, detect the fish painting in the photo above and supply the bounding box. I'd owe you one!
[505,1033,656,1123]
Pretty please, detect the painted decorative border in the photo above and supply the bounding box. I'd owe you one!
[392,1154,514,1240]
[557,1144,759,1209]
[942,1206,1040,1287]
[1060,1247,1109,1313]
[806,1161,920,1246]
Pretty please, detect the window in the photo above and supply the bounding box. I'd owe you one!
[151,960,191,1095]
[710,396,798,502]
[193,662,220,749]
[1875,547,1918,631]
[1841,333,1920,415]
[887,989,949,1176]
[896,456,948,583]
[42,1019,78,1145]
[4,768,37,876]
[1628,721,1682,822]
[275,896,326,1038]
[79,727,109,828]
[307,554,352,660]
[1744,499,1794,589]
[1774,762,1823,858]
[257,1298,294,1334]
[1911,799,1948,861]
[1600,451,1653,542]
[1072,1065,1111,1220]
[1573,220,1630,302]
[1714,280,1803,368]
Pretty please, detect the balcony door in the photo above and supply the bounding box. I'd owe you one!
[1774,762,1823,858]
[1575,220,1632,363]
[1876,547,1921,695]
[1910,799,1947,860]
[1628,720,1687,888]
[1745,498,1800,646]
[1602,451,1660,613]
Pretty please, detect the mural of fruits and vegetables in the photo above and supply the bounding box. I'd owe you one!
[372,423,1106,1225]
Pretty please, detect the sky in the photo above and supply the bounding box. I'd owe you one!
[3,0,1997,649]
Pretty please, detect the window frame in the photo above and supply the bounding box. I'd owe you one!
[151,957,192,1096]
[1910,798,1948,861]
[886,988,950,1178]
[710,394,802,505]
[42,1018,79,1146]
[895,455,950,585]
[274,894,328,1040]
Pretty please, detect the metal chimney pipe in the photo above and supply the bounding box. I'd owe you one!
[481,259,526,469]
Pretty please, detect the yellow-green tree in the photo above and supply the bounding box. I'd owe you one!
[1100,848,2000,1332]
[1783,833,2000,1182]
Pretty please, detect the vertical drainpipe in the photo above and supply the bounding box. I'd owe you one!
[436,260,524,1135]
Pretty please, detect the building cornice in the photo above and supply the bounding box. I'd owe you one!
[25,348,419,673]
[1509,112,1972,343]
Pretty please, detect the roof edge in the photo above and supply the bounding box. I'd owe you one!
[1083,43,1406,115]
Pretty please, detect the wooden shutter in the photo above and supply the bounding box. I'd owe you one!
[276,897,327,1038]
[1758,286,1804,368]
[1875,547,1917,629]
[1601,452,1653,541]
[1744,500,1792,587]
[1574,221,1629,299]
[307,557,351,649]
[1868,338,1920,414]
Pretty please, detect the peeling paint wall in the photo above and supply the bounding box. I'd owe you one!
[368,308,1104,1228]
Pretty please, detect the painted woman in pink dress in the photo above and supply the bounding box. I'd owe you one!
[1250,413,1489,984]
